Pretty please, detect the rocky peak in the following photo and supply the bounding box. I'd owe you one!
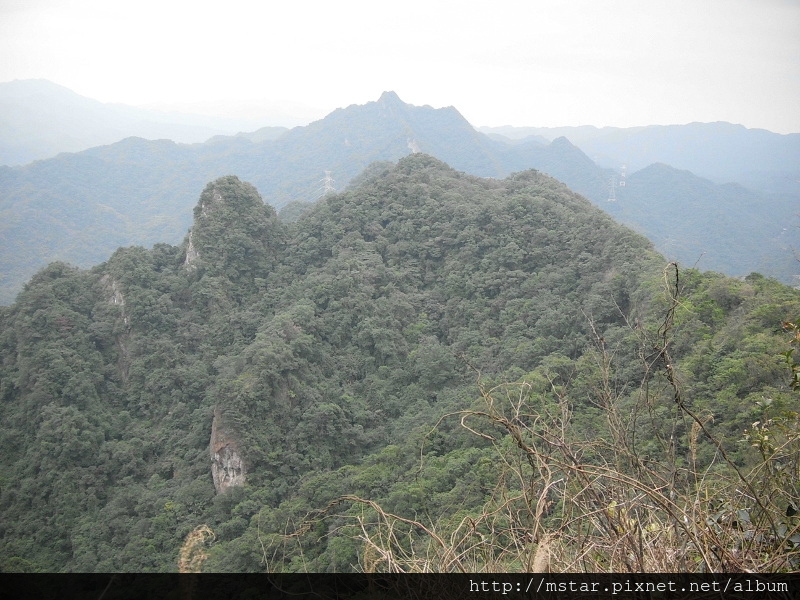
[377,90,404,107]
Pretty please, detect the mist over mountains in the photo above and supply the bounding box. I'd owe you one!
[0,79,290,165]
[0,83,798,305]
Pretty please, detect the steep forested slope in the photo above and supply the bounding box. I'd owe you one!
[0,156,797,573]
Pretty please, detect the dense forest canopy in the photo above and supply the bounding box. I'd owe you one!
[0,155,797,573]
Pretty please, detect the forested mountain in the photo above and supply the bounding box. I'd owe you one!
[1,156,797,573]
[1,91,797,306]
[0,79,288,166]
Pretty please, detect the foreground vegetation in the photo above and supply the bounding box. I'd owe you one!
[296,265,799,573]
[0,155,797,572]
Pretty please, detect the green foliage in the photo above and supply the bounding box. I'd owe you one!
[0,158,798,572]
[781,318,800,390]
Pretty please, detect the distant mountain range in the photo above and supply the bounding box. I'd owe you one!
[480,123,800,195]
[0,87,797,303]
[0,79,289,165]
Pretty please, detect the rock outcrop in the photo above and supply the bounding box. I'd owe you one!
[184,229,199,269]
[210,406,245,494]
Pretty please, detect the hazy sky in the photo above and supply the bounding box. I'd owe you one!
[1,0,798,132]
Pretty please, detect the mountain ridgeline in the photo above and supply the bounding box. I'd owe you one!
[1,91,797,305]
[1,156,798,572]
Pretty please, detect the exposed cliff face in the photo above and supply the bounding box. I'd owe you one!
[99,273,129,326]
[210,406,245,494]
[98,273,131,381]
[184,229,199,270]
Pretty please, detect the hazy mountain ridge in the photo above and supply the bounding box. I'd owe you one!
[606,163,799,282]
[0,92,594,303]
[480,122,800,195]
[0,79,290,165]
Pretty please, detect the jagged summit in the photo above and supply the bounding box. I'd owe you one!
[377,90,404,105]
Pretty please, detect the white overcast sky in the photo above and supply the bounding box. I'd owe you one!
[1,0,798,132]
